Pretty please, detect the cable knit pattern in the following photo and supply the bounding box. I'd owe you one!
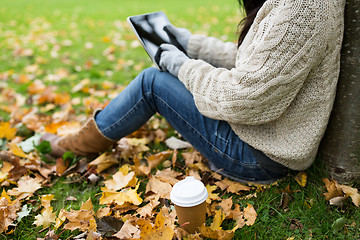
[178,0,345,170]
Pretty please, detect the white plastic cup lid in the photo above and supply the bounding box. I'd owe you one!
[170,176,208,207]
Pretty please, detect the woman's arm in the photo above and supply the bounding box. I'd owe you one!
[187,35,237,70]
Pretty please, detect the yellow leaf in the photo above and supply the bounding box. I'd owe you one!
[206,184,219,204]
[34,206,56,228]
[54,209,66,229]
[215,178,251,193]
[88,152,119,173]
[199,225,234,240]
[0,122,16,140]
[295,172,307,187]
[81,198,95,214]
[210,209,226,231]
[40,194,55,208]
[9,142,27,158]
[99,183,142,206]
[44,121,68,134]
[104,165,137,191]
[137,211,174,240]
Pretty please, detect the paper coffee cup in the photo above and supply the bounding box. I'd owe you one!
[170,176,208,233]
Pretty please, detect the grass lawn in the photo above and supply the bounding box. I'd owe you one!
[0,0,359,239]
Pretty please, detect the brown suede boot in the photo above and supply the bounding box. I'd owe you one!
[41,117,116,158]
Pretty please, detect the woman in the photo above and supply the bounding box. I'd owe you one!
[43,0,345,183]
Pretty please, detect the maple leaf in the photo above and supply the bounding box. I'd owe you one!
[34,206,56,228]
[0,191,21,233]
[206,184,220,204]
[322,178,343,201]
[99,183,143,206]
[210,209,226,231]
[113,219,140,239]
[232,203,257,231]
[0,162,13,183]
[137,211,174,240]
[199,224,234,240]
[88,152,119,173]
[104,164,137,191]
[145,177,172,199]
[7,175,42,200]
[137,196,160,218]
[154,168,182,185]
[339,184,360,207]
[215,178,251,194]
[63,209,97,232]
[0,122,16,140]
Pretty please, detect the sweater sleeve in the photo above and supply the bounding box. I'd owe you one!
[178,1,330,125]
[187,35,237,70]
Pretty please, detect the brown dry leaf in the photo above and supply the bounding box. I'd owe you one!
[322,178,343,201]
[145,176,172,199]
[199,224,234,240]
[56,158,69,176]
[7,175,42,200]
[215,178,251,193]
[96,207,112,218]
[182,151,203,166]
[0,162,13,183]
[137,211,174,240]
[294,172,307,187]
[218,198,233,218]
[81,198,94,214]
[232,203,257,231]
[0,122,17,140]
[99,184,143,206]
[339,184,360,207]
[104,165,137,191]
[0,191,21,233]
[154,168,182,185]
[63,209,97,232]
[146,151,172,171]
[206,184,220,204]
[113,219,140,239]
[137,196,160,218]
[88,152,119,173]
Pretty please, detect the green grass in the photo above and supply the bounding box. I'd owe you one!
[0,0,359,239]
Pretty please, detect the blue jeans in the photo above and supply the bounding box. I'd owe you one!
[95,67,288,183]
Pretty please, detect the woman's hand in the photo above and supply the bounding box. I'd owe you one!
[159,44,190,77]
[164,24,191,53]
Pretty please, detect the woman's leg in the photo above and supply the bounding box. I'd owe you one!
[95,67,286,183]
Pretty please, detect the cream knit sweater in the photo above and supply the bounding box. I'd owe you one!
[178,0,345,170]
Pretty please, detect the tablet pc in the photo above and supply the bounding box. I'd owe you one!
[127,11,185,69]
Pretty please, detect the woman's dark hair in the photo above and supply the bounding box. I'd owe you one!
[237,0,266,47]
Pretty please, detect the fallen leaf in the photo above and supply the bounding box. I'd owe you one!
[100,184,143,206]
[113,219,140,239]
[7,175,42,200]
[0,192,21,233]
[294,172,307,187]
[215,178,251,193]
[206,184,220,204]
[322,178,343,201]
[210,209,226,231]
[34,206,56,228]
[199,224,234,240]
[104,165,137,191]
[137,211,174,240]
[232,203,257,231]
[88,152,119,173]
[145,177,172,199]
[339,184,360,207]
[0,122,17,140]
[63,209,97,232]
[9,142,27,158]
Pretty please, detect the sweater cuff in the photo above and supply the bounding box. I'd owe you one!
[187,34,207,59]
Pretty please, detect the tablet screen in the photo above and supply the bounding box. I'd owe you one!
[128,12,171,68]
